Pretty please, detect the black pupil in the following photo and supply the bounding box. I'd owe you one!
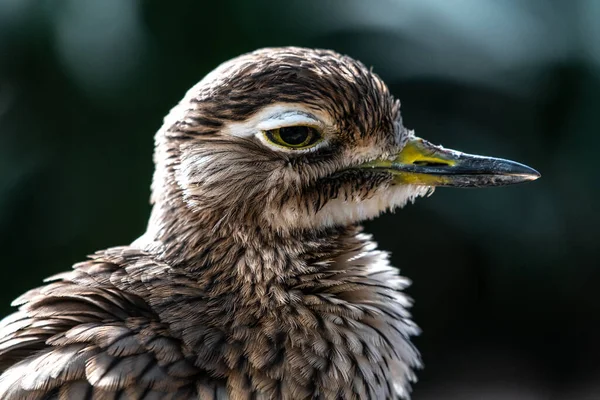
[279,126,311,145]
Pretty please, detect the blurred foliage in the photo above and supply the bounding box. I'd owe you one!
[1,0,599,398]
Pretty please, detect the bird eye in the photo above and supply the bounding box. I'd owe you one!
[263,126,322,149]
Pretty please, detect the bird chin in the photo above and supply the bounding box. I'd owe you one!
[272,184,434,231]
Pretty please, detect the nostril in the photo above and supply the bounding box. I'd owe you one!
[412,160,449,167]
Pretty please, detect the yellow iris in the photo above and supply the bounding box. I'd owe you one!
[264,126,322,149]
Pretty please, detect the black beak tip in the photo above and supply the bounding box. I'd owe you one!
[510,162,541,181]
[530,169,542,180]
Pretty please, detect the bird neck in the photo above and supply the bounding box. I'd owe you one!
[136,203,374,327]
[137,195,362,282]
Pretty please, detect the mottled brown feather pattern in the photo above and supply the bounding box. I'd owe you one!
[0,47,423,399]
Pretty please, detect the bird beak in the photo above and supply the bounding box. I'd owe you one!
[361,136,541,187]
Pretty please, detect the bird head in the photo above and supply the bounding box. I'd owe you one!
[150,47,539,236]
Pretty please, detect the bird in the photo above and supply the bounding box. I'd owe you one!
[0,47,540,399]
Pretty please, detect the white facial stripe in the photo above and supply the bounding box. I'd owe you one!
[222,103,331,138]
[256,112,321,131]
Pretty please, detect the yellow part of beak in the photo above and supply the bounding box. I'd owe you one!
[361,136,540,187]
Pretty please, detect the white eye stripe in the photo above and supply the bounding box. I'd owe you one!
[256,112,322,131]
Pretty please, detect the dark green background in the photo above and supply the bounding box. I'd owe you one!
[1,1,599,398]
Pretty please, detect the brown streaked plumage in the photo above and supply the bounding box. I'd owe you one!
[0,47,539,399]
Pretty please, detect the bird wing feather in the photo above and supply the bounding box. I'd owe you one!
[0,252,226,400]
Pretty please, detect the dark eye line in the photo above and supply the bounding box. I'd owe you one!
[285,141,341,166]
